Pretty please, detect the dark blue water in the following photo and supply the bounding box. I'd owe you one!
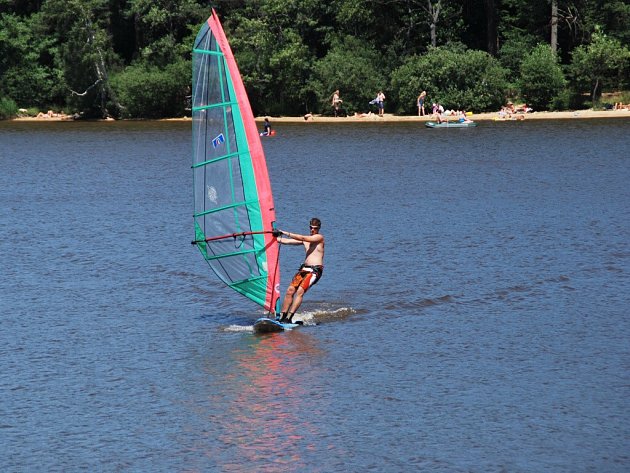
[1,119,629,472]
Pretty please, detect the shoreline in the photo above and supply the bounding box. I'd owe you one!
[252,109,630,123]
[8,108,630,123]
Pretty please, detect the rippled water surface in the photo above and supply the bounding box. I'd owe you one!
[1,118,629,472]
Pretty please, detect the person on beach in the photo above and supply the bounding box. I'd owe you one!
[434,103,445,123]
[331,90,342,117]
[417,91,427,116]
[376,90,386,116]
[458,111,473,123]
[272,218,325,324]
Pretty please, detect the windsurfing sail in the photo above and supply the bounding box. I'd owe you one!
[191,9,280,314]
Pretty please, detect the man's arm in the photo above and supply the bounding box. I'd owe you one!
[275,230,323,244]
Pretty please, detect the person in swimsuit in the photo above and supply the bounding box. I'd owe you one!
[261,117,272,135]
[417,91,426,116]
[272,218,325,323]
[331,90,342,117]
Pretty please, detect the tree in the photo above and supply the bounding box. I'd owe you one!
[0,96,18,119]
[225,6,316,116]
[311,36,386,114]
[110,59,189,117]
[498,30,538,76]
[40,0,124,117]
[519,43,566,110]
[484,0,498,55]
[579,0,630,47]
[391,45,509,113]
[425,0,441,48]
[550,0,558,54]
[569,27,630,104]
[124,0,207,66]
[1,0,629,118]
[0,13,60,108]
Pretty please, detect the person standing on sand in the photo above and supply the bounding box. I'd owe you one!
[272,218,325,324]
[376,90,386,117]
[332,90,342,117]
[417,91,427,116]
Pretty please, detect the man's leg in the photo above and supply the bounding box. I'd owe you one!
[288,287,306,317]
[279,286,296,321]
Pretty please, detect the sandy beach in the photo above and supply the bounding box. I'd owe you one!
[9,108,630,123]
[254,109,630,123]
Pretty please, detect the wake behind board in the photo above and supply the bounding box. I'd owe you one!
[253,317,301,333]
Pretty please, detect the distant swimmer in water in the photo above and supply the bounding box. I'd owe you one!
[272,217,325,323]
[260,117,274,136]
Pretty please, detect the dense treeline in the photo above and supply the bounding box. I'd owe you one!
[1,0,629,119]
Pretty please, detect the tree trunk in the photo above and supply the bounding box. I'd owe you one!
[484,0,498,56]
[427,0,441,48]
[551,0,558,54]
[79,16,124,117]
[592,78,600,105]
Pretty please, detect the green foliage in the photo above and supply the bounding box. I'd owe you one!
[125,0,207,66]
[498,30,538,76]
[498,0,556,46]
[40,0,124,117]
[229,14,315,115]
[110,59,190,118]
[1,0,629,117]
[391,46,509,114]
[580,1,630,46]
[266,31,314,115]
[568,28,630,104]
[0,13,61,108]
[0,96,18,119]
[228,16,274,114]
[311,36,386,114]
[519,44,566,111]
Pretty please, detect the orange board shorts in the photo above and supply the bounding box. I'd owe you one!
[289,265,323,292]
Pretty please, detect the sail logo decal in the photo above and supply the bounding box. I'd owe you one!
[207,186,218,204]
[212,133,225,148]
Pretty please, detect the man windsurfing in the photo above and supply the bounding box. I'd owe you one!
[273,218,325,323]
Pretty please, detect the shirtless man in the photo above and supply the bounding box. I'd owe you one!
[272,218,325,323]
[331,90,342,117]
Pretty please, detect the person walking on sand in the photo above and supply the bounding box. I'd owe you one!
[331,90,342,117]
[417,91,427,116]
[272,218,325,324]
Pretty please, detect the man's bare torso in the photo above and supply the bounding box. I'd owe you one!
[303,238,324,266]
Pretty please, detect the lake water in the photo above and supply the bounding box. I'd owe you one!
[1,118,629,472]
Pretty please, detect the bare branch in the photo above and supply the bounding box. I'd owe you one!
[69,79,102,96]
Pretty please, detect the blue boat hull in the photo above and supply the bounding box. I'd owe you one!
[425,121,477,128]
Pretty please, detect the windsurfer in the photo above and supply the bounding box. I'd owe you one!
[273,218,325,323]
